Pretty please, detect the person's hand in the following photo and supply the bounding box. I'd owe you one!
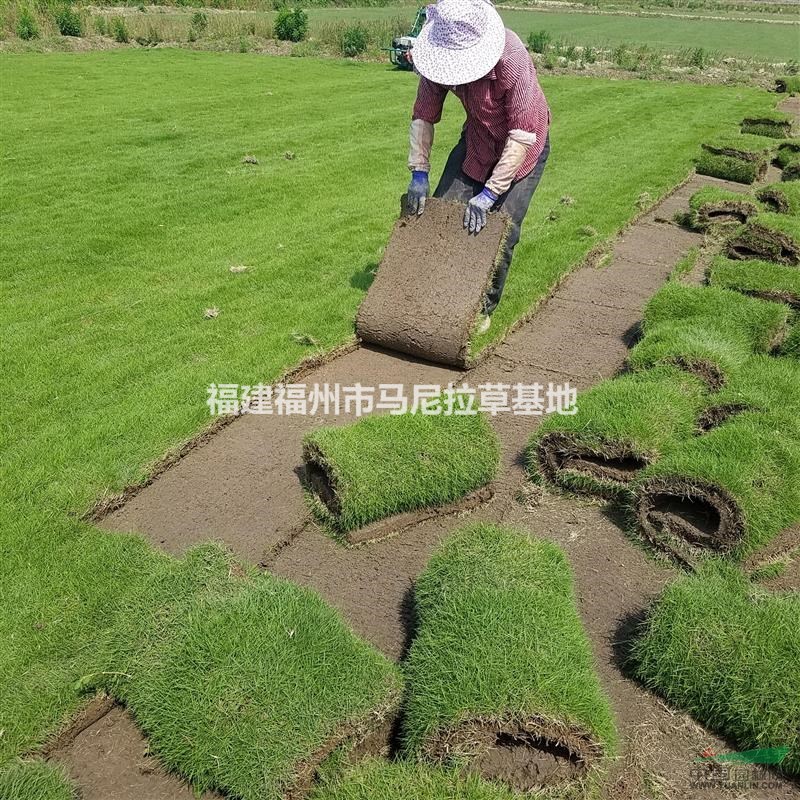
[406,170,430,216]
[464,188,497,234]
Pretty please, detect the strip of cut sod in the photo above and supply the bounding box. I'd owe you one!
[528,366,707,498]
[727,212,800,264]
[708,255,800,309]
[302,401,499,535]
[756,181,800,215]
[631,562,800,775]
[741,110,794,139]
[94,544,402,800]
[696,133,775,184]
[403,524,616,792]
[311,760,521,800]
[783,153,800,182]
[774,140,800,169]
[626,282,790,389]
[687,186,760,229]
[632,405,800,564]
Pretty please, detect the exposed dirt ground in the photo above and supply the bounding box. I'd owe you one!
[81,157,800,797]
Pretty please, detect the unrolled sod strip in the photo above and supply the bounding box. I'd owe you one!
[740,111,794,139]
[529,366,707,497]
[687,186,760,229]
[708,255,800,309]
[727,213,800,265]
[756,181,800,215]
[302,400,499,537]
[403,525,616,792]
[626,283,790,389]
[356,198,511,367]
[634,411,800,565]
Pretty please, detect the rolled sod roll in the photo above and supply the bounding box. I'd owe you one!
[776,76,800,94]
[302,403,499,534]
[756,181,800,215]
[687,186,760,229]
[403,525,616,791]
[783,153,800,182]
[528,366,707,497]
[631,562,800,775]
[626,283,790,388]
[774,139,800,169]
[740,111,794,139]
[708,255,800,309]
[633,409,800,564]
[100,545,402,800]
[695,151,766,185]
[727,213,800,265]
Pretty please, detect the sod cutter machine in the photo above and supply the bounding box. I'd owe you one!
[385,7,427,70]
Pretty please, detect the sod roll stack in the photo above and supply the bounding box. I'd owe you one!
[356,198,510,366]
[302,402,499,538]
[529,366,706,497]
[97,545,402,800]
[403,525,616,791]
[740,111,794,139]
[727,213,800,264]
[696,134,775,184]
[632,563,800,775]
[627,282,790,389]
[756,181,800,215]
[687,186,760,230]
[708,255,800,308]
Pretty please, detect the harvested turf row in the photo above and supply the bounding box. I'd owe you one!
[402,525,616,791]
[89,545,402,800]
[301,402,499,539]
[626,282,790,389]
[631,562,800,775]
[741,111,794,140]
[756,181,800,215]
[727,213,800,264]
[528,366,707,498]
[708,255,800,309]
[686,186,761,229]
[356,199,510,368]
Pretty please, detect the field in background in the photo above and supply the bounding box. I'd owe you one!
[0,49,776,759]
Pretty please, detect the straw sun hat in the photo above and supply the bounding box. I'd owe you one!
[412,0,507,86]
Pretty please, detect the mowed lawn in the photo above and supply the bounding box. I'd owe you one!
[302,5,800,61]
[0,50,774,761]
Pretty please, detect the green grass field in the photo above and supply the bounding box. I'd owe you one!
[300,6,800,61]
[0,47,778,769]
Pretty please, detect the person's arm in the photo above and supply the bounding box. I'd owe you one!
[406,76,447,214]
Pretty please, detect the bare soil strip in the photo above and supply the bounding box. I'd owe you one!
[98,172,800,797]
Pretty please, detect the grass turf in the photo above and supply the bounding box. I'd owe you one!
[776,76,800,94]
[528,366,707,498]
[626,282,790,388]
[0,50,778,765]
[633,407,800,563]
[403,525,616,790]
[695,151,766,185]
[631,562,800,774]
[783,154,800,182]
[784,324,800,359]
[708,255,800,308]
[302,403,499,534]
[311,760,526,800]
[740,111,794,139]
[0,760,76,800]
[775,140,800,169]
[92,544,402,800]
[727,212,800,264]
[756,181,800,215]
[687,186,760,229]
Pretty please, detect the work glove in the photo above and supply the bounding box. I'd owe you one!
[464,188,498,235]
[406,170,430,216]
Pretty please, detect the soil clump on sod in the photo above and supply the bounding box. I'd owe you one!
[356,198,510,367]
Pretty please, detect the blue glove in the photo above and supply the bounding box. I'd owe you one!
[406,170,430,216]
[464,188,497,234]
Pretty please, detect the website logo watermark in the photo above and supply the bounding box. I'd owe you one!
[689,746,790,791]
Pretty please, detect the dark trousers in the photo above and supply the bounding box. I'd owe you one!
[433,132,550,314]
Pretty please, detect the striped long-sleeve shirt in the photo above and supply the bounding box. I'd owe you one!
[412,29,551,184]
